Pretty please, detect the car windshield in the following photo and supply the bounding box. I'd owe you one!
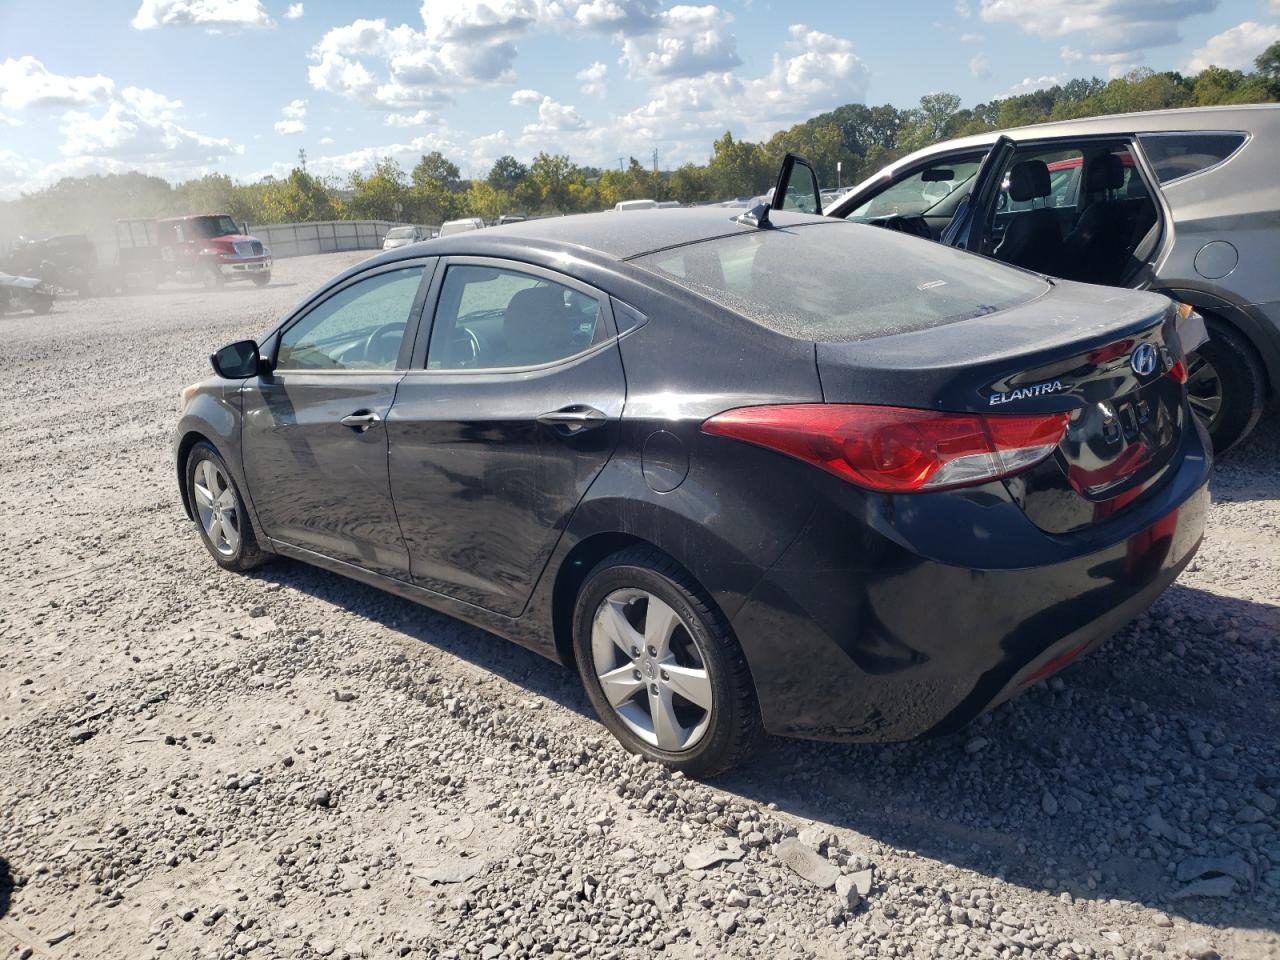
[386,227,414,239]
[632,222,1048,342]
[188,216,241,238]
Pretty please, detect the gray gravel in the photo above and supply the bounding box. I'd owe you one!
[1,251,1278,960]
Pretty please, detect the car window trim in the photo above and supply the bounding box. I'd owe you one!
[1134,129,1251,187]
[407,255,619,376]
[269,256,437,374]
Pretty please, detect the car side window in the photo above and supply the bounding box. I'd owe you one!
[847,157,983,219]
[1137,133,1247,184]
[276,265,424,371]
[997,148,1084,212]
[426,265,604,370]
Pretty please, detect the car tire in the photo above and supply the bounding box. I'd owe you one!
[1189,319,1265,455]
[571,546,761,777]
[185,441,270,572]
[252,272,271,287]
[202,264,224,290]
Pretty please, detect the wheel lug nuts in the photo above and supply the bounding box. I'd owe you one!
[630,646,640,658]
[660,670,669,682]
[649,683,659,696]
[632,669,642,681]
[647,645,657,657]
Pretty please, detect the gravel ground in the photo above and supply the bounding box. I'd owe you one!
[1,251,1277,960]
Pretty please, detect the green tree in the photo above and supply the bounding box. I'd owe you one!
[897,92,963,153]
[668,163,708,204]
[707,132,771,199]
[258,169,343,223]
[531,152,576,212]
[464,180,506,221]
[486,155,530,192]
[411,151,461,192]
[347,158,409,220]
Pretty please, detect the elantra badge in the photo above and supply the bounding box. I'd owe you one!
[1130,343,1158,376]
[988,378,1064,406]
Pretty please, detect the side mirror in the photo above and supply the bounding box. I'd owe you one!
[210,339,262,379]
[241,221,250,236]
[770,153,823,216]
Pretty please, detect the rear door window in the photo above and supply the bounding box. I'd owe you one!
[1137,133,1246,183]
[426,265,604,370]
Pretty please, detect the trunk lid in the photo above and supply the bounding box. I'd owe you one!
[815,280,1187,532]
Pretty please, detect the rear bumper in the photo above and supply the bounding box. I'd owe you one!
[731,421,1211,742]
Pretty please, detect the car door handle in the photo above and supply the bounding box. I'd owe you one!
[340,410,381,432]
[536,405,608,434]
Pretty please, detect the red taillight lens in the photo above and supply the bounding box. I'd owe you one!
[702,404,1071,493]
[1168,359,1187,384]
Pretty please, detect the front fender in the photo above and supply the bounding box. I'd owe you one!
[173,385,263,538]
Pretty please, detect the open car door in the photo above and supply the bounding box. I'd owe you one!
[769,153,823,216]
[939,135,1016,253]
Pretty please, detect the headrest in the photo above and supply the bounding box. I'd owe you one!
[505,285,569,360]
[1008,160,1051,202]
[1086,154,1125,193]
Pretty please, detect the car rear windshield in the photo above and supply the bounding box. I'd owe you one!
[631,222,1049,342]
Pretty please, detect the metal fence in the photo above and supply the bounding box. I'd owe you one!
[245,220,432,259]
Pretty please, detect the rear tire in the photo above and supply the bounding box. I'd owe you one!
[1189,319,1265,455]
[185,441,270,572]
[571,546,760,777]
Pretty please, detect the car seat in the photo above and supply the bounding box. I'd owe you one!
[993,160,1063,274]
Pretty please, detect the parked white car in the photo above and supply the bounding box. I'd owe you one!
[438,218,485,237]
[382,225,432,249]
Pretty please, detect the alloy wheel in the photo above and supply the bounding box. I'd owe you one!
[192,459,241,557]
[590,588,714,752]
[1185,352,1223,431]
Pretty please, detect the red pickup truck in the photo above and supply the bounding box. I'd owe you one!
[115,214,272,289]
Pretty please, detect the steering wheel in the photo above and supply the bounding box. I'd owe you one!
[363,322,405,365]
[449,327,482,367]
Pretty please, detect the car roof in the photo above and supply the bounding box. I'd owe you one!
[391,207,830,262]
[903,104,1278,160]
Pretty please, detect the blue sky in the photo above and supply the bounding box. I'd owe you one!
[2,0,1279,198]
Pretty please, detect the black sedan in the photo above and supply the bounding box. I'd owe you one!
[175,207,1210,776]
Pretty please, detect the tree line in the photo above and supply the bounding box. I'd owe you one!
[3,46,1278,240]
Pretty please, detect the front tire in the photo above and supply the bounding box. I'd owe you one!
[572,546,760,777]
[1188,319,1265,455]
[251,272,271,287]
[185,442,269,572]
[202,264,224,290]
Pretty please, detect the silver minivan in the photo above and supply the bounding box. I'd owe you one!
[774,105,1280,452]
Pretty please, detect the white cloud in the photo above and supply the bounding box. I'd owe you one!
[0,113,20,126]
[576,60,608,97]
[572,0,662,33]
[510,88,542,105]
[318,135,335,145]
[521,95,589,134]
[970,52,991,78]
[1185,20,1280,72]
[308,9,549,109]
[0,56,114,110]
[1003,74,1062,96]
[384,109,435,127]
[284,2,303,19]
[980,0,1218,65]
[273,98,307,135]
[131,0,272,30]
[955,0,972,16]
[621,4,741,79]
[960,32,983,42]
[612,24,868,161]
[59,85,241,175]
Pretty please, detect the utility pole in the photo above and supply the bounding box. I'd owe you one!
[652,148,659,200]
[618,157,625,173]
[298,148,308,173]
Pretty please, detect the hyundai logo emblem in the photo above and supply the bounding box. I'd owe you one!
[1130,343,1158,377]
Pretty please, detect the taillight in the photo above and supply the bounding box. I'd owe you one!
[1168,359,1187,384]
[702,404,1071,493]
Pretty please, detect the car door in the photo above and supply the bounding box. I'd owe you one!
[240,259,433,579]
[940,135,1017,252]
[386,258,626,617]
